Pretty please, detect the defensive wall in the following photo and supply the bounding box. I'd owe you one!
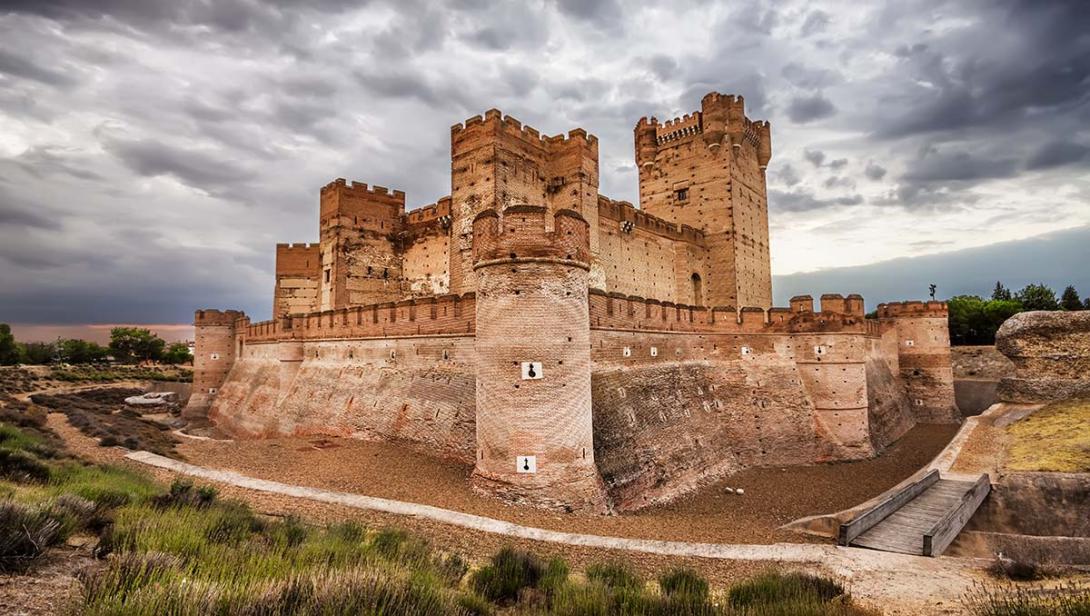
[193,282,953,511]
[188,93,959,513]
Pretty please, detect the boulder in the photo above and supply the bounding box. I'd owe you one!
[124,391,180,406]
[995,311,1090,403]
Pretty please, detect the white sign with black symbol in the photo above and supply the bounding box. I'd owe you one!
[650,346,658,357]
[622,346,631,357]
[740,346,752,357]
[905,339,915,347]
[210,353,220,360]
[516,455,537,473]
[521,362,543,380]
[814,345,826,356]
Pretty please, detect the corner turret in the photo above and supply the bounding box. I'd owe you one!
[471,205,607,512]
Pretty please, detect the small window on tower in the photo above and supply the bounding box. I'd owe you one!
[324,269,330,283]
[676,188,689,202]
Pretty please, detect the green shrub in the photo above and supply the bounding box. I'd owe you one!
[729,570,845,608]
[660,567,710,601]
[471,546,544,603]
[0,500,66,571]
[586,560,644,591]
[0,446,52,482]
[49,464,160,507]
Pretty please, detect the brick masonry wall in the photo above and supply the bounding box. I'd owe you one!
[185,309,243,419]
[402,230,451,297]
[878,302,960,422]
[209,336,477,462]
[274,243,320,317]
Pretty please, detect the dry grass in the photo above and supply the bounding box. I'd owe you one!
[1005,399,1090,473]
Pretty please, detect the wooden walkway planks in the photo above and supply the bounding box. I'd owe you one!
[844,475,990,557]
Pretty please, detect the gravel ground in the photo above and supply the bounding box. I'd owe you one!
[174,424,959,545]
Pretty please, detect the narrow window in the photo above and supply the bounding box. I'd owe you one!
[676,188,689,202]
[324,269,331,283]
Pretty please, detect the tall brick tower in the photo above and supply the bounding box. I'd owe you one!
[448,111,601,296]
[183,309,244,419]
[635,93,773,308]
[317,179,406,311]
[470,205,608,512]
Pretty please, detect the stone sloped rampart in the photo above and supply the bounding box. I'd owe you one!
[996,311,1090,403]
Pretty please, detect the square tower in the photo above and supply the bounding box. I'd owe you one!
[317,179,406,310]
[635,93,772,308]
[448,111,600,294]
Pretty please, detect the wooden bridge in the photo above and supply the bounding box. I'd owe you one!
[838,470,990,556]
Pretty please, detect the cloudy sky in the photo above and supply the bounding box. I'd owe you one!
[0,0,1087,338]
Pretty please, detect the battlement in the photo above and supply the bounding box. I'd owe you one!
[596,196,706,245]
[471,205,590,267]
[654,112,703,145]
[406,196,452,225]
[451,110,598,152]
[319,178,406,202]
[194,309,246,327]
[243,292,477,343]
[276,242,318,250]
[636,92,771,165]
[876,301,949,319]
[589,291,872,335]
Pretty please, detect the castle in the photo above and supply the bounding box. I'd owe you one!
[186,93,959,513]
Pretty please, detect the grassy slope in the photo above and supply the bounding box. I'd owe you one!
[1006,399,1090,473]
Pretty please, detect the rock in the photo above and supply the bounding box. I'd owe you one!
[124,391,179,406]
[724,487,735,494]
[736,488,745,495]
[995,311,1090,403]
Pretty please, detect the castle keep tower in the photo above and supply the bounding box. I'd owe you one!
[635,93,773,308]
[471,205,608,512]
[449,111,601,296]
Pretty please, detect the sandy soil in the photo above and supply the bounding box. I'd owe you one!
[170,424,958,545]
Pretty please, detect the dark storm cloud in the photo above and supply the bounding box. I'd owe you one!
[0,0,1087,325]
[874,0,1090,139]
[864,162,887,180]
[786,93,836,123]
[104,138,256,193]
[0,48,76,87]
[1025,141,1090,171]
[803,149,825,167]
[769,189,863,213]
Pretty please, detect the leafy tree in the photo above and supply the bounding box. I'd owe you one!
[57,339,109,364]
[18,341,56,365]
[162,342,192,365]
[1060,286,1083,311]
[0,324,19,365]
[1015,283,1060,311]
[947,295,1023,345]
[108,327,165,363]
[1085,297,1090,311]
[991,281,1013,301]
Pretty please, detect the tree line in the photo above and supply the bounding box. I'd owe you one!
[0,325,191,366]
[947,282,1088,345]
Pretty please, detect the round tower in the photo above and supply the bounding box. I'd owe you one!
[471,205,608,513]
